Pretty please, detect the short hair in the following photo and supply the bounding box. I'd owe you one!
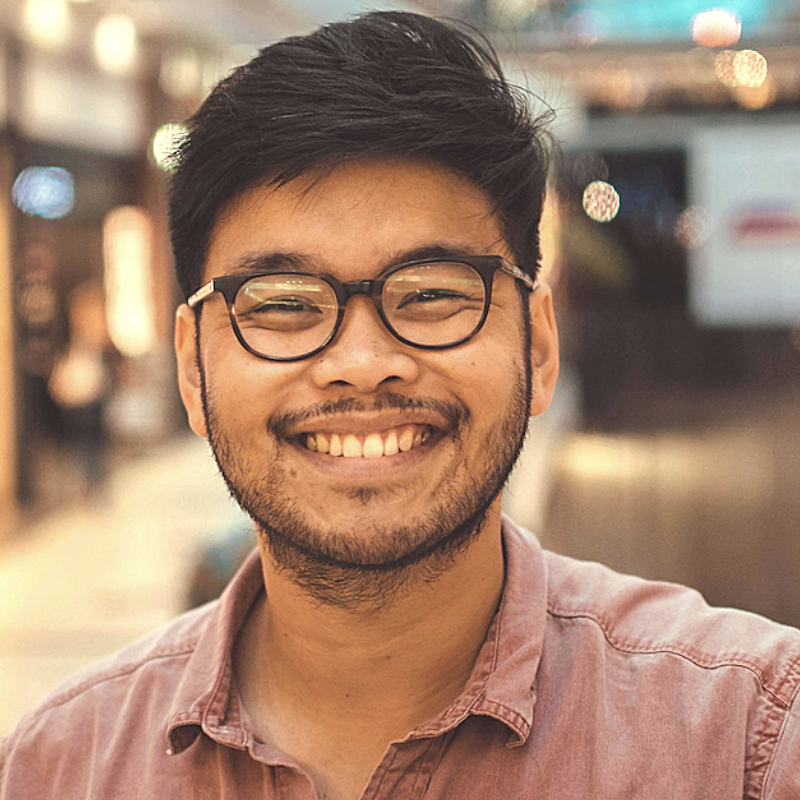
[168,11,553,299]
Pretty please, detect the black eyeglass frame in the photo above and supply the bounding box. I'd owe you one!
[187,255,538,362]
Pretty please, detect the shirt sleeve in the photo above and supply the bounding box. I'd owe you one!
[763,687,800,799]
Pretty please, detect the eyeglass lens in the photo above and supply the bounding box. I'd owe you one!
[231,261,487,359]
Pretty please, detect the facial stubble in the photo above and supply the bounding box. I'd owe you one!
[197,329,532,613]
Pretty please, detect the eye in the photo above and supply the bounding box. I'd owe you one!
[246,296,323,315]
[395,289,466,309]
[235,294,328,332]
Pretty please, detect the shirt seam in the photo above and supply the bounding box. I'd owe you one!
[547,607,795,708]
[760,673,800,799]
[16,641,200,728]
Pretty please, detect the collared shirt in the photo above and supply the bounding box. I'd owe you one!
[2,518,800,799]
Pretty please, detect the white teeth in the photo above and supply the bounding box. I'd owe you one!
[303,425,433,457]
[342,434,362,458]
[398,428,415,452]
[363,433,384,458]
[384,430,399,456]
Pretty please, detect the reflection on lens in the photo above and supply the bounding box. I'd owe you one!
[233,274,337,358]
[382,262,486,346]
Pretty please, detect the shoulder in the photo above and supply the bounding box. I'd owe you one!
[543,549,800,705]
[1,548,264,800]
[2,601,215,747]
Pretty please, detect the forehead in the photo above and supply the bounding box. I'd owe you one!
[204,158,509,282]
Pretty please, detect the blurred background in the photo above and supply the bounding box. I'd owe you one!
[1,0,799,736]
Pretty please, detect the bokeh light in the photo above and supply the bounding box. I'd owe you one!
[603,67,647,109]
[583,181,620,223]
[714,50,738,86]
[568,10,611,46]
[691,8,741,48]
[12,167,75,220]
[22,0,70,49]
[487,0,534,26]
[159,48,202,100]
[674,206,712,249]
[734,74,776,109]
[103,206,156,357]
[94,14,138,75]
[151,123,188,171]
[733,49,768,88]
[17,283,57,327]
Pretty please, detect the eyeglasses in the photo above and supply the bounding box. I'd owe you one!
[187,255,537,362]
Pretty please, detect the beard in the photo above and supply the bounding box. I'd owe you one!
[199,341,531,614]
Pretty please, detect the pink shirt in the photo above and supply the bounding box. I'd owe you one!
[2,518,800,799]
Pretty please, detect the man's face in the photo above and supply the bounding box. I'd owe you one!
[176,158,557,605]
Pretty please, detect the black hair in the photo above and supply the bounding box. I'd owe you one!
[168,11,553,299]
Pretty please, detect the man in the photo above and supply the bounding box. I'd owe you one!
[2,12,798,800]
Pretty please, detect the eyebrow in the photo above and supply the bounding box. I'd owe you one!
[221,243,486,277]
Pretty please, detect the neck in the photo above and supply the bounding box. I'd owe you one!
[235,505,505,743]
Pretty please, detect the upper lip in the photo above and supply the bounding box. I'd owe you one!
[287,412,449,438]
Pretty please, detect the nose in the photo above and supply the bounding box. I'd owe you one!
[309,295,420,393]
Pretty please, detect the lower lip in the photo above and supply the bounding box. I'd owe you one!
[288,436,442,477]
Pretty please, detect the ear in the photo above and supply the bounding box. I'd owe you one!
[527,283,559,417]
[174,304,208,438]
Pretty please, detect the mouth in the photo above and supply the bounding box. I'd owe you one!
[293,423,436,459]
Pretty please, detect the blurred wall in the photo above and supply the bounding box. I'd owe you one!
[0,143,14,526]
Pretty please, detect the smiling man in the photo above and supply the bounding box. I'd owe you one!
[2,11,800,800]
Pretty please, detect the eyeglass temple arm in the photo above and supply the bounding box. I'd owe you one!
[500,260,538,292]
[187,281,215,308]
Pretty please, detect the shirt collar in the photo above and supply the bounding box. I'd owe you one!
[409,517,548,747]
[166,546,264,755]
[166,516,548,754]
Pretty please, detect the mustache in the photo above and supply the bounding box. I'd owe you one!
[267,392,469,439]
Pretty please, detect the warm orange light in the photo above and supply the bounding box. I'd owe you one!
[22,0,71,49]
[602,67,647,109]
[103,206,155,357]
[734,73,776,109]
[692,8,742,48]
[733,49,768,88]
[94,13,138,75]
[714,49,739,86]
